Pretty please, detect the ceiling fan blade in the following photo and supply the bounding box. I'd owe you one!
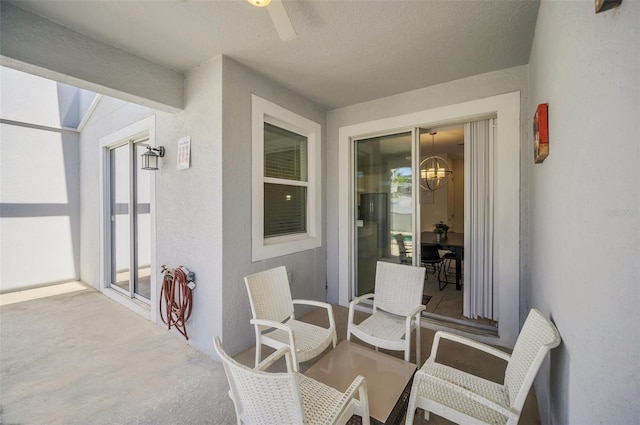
[267,0,297,41]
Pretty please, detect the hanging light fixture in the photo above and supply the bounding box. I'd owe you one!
[141,146,165,171]
[419,132,452,191]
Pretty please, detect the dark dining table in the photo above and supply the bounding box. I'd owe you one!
[421,232,464,290]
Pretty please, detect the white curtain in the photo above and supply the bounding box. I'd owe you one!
[464,119,496,320]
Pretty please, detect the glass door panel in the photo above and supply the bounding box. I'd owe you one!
[107,140,152,303]
[110,145,131,294]
[354,131,413,297]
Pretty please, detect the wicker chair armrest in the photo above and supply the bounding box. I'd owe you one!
[342,374,367,402]
[293,299,336,335]
[406,305,427,320]
[349,293,375,307]
[347,293,375,329]
[292,299,331,309]
[405,304,426,338]
[250,318,296,343]
[430,331,511,361]
[418,370,519,420]
[255,346,293,372]
[331,375,370,425]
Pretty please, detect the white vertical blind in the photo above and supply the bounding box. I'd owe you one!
[465,119,496,320]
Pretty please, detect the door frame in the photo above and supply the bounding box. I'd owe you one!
[337,92,520,348]
[99,115,157,321]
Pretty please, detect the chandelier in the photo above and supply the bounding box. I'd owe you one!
[419,132,452,191]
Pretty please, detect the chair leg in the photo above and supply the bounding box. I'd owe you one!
[438,263,448,291]
[404,380,419,425]
[254,341,262,368]
[444,257,451,273]
[415,321,421,365]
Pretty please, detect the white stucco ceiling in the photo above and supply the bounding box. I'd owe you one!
[8,0,539,109]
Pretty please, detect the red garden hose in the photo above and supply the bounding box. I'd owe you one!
[160,265,193,340]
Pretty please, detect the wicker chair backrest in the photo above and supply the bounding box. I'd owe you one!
[214,337,304,424]
[504,308,561,410]
[374,261,425,317]
[245,266,295,324]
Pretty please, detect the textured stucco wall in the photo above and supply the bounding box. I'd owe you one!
[219,57,328,356]
[154,57,224,358]
[527,1,640,424]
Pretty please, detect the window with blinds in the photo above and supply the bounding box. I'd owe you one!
[251,94,321,261]
[264,123,308,237]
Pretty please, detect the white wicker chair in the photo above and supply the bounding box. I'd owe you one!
[214,337,370,425]
[405,308,561,425]
[347,261,426,363]
[245,266,337,372]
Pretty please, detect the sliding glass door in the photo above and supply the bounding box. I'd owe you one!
[353,131,414,297]
[107,140,151,302]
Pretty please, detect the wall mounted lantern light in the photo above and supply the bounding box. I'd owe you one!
[419,132,452,191]
[141,146,165,171]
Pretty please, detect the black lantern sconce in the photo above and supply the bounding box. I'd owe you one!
[141,146,165,171]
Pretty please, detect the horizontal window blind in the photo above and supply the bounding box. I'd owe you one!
[264,184,307,237]
[264,123,307,181]
[263,122,309,238]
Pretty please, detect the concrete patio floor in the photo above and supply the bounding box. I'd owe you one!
[0,282,540,424]
[1,283,235,425]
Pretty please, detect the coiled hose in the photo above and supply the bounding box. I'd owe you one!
[160,265,193,340]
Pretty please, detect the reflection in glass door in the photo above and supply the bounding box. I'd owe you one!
[354,131,414,297]
[108,140,151,301]
[110,145,131,295]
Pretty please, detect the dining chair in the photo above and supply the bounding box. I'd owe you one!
[347,261,426,363]
[442,251,456,273]
[244,266,337,372]
[421,243,447,290]
[405,308,561,425]
[394,233,412,265]
[214,337,370,425]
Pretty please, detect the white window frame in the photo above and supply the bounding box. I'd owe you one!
[251,94,322,261]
